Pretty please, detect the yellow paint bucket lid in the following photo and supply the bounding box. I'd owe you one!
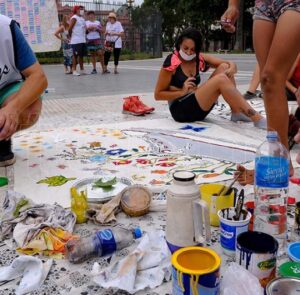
[172,247,221,275]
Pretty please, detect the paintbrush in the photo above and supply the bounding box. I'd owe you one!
[217,171,242,196]
[233,189,245,221]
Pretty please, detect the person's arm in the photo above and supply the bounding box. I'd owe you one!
[221,0,240,33]
[202,53,237,77]
[0,63,47,140]
[68,17,76,37]
[154,68,195,101]
[54,25,64,41]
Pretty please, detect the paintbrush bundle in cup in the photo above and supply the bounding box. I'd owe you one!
[217,171,242,196]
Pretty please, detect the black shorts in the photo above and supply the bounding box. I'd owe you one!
[169,93,214,123]
[71,43,86,57]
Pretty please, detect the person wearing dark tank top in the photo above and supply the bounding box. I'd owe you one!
[154,28,267,129]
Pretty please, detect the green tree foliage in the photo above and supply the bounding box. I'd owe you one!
[141,0,255,51]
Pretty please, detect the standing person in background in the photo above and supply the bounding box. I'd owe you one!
[54,15,73,74]
[244,63,263,99]
[69,5,86,76]
[0,14,47,166]
[103,12,124,74]
[86,11,105,74]
[222,0,300,176]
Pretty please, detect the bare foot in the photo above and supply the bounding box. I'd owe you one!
[234,164,254,186]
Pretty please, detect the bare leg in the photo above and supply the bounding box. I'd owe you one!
[248,63,260,93]
[210,63,236,86]
[98,50,105,72]
[91,53,96,70]
[79,56,84,71]
[254,11,300,176]
[72,55,78,72]
[195,73,263,123]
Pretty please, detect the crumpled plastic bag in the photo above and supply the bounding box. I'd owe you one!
[221,263,264,295]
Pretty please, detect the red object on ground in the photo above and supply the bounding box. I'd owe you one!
[290,178,300,185]
[126,96,155,114]
[122,97,147,116]
[288,197,296,205]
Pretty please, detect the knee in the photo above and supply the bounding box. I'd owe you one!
[260,69,283,93]
[26,99,42,125]
[218,63,230,72]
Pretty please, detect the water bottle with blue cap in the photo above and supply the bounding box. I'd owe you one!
[254,131,289,255]
[65,227,142,263]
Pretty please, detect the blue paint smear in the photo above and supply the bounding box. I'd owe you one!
[180,125,208,132]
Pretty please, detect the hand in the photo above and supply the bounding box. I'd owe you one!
[182,77,197,94]
[225,62,237,78]
[234,165,254,186]
[0,106,19,140]
[221,5,239,33]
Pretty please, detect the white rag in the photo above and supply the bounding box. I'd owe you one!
[0,256,53,295]
[91,230,171,294]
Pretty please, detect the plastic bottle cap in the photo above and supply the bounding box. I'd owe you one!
[266,131,278,140]
[0,177,8,187]
[279,262,300,279]
[133,227,142,239]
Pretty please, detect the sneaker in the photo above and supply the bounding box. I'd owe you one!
[80,70,87,75]
[128,96,155,114]
[102,70,110,74]
[0,139,15,167]
[243,91,257,100]
[123,97,147,116]
[91,69,97,74]
[73,71,80,76]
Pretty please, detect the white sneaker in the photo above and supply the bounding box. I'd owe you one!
[73,71,80,76]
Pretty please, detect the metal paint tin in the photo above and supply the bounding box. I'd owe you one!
[266,277,300,295]
[236,231,278,288]
[171,247,221,295]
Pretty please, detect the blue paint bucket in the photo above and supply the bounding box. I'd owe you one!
[171,247,221,295]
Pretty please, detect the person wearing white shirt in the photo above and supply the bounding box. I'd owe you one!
[104,12,124,74]
[68,6,86,76]
[86,11,105,74]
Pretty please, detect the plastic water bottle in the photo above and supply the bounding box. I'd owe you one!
[65,227,142,263]
[254,131,289,254]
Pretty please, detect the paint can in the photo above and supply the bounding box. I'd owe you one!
[218,207,251,256]
[265,277,300,295]
[236,231,278,288]
[171,246,221,295]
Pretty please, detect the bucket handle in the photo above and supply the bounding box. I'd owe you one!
[193,199,211,244]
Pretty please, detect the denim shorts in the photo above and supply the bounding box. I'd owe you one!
[254,0,300,22]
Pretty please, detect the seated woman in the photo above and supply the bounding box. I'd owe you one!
[154,28,266,129]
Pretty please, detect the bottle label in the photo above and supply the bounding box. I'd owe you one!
[96,229,117,256]
[255,156,289,188]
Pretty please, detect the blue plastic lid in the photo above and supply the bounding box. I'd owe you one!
[288,242,300,262]
[133,227,142,239]
[267,131,278,140]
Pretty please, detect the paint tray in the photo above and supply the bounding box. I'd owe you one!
[72,177,132,202]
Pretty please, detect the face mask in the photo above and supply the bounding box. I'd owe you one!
[179,49,196,61]
[79,10,84,16]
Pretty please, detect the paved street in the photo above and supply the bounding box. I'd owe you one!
[43,53,258,99]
